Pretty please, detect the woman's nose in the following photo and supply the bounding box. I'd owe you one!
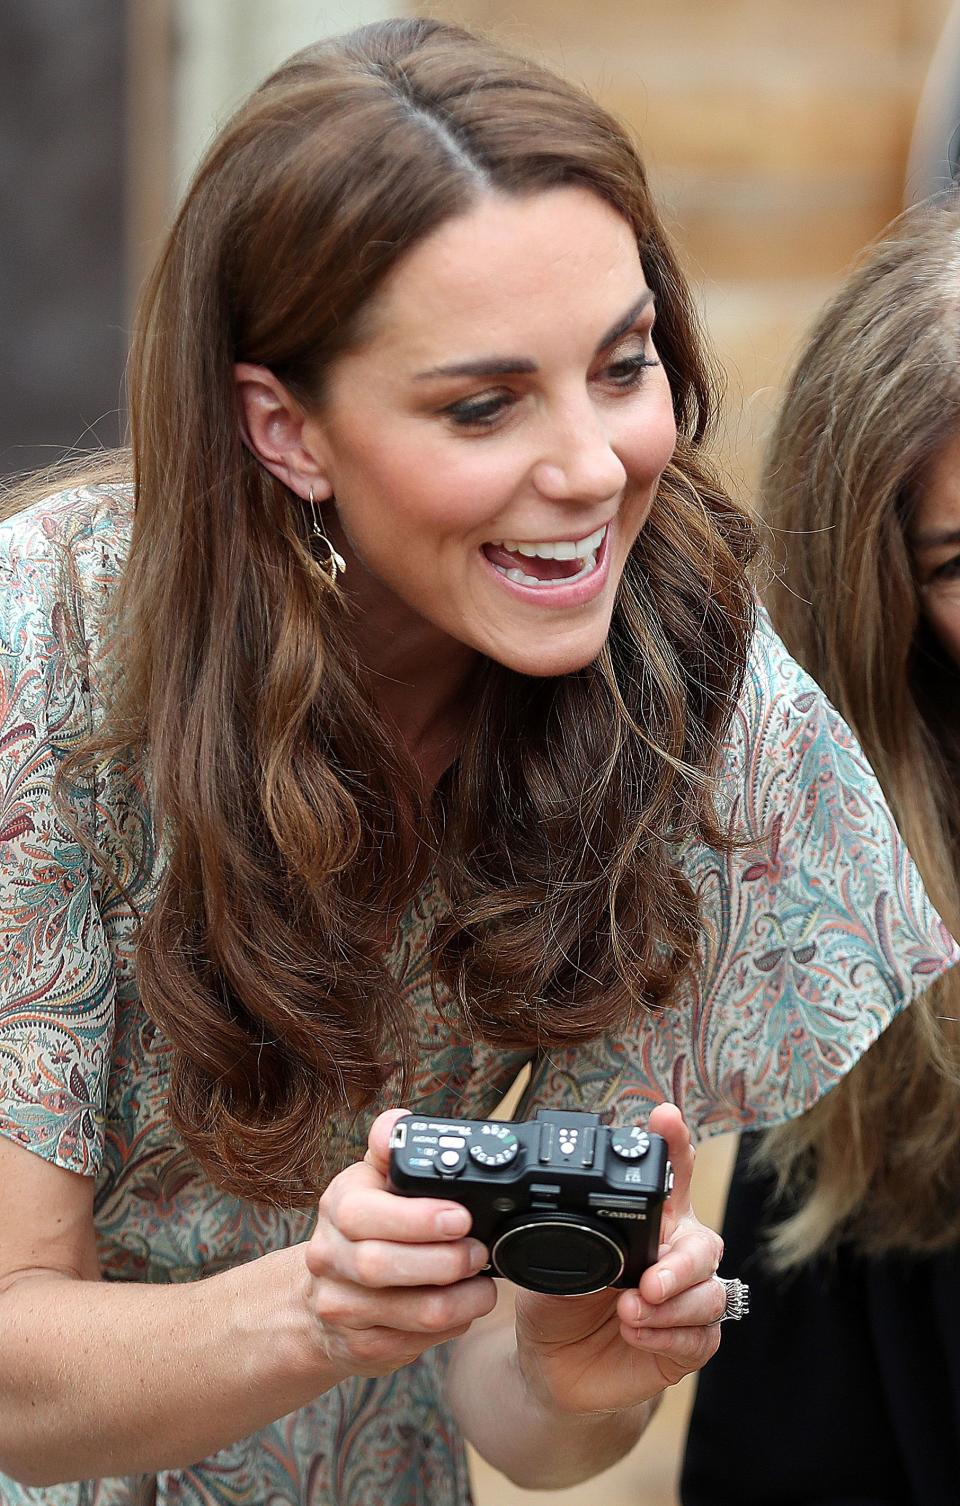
[531,405,627,507]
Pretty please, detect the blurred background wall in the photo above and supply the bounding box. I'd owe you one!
[6,0,956,489]
[3,0,958,1499]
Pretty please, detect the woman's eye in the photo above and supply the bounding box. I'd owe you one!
[603,349,660,387]
[443,392,514,428]
[929,554,960,586]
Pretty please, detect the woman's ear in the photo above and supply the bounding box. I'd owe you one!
[233,363,334,500]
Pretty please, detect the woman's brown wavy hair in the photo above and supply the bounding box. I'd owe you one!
[758,196,960,1260]
[53,18,755,1205]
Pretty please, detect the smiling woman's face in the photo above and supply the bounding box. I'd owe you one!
[911,430,960,666]
[303,186,678,678]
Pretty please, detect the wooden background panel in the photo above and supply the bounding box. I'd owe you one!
[421,0,952,494]
[434,0,909,56]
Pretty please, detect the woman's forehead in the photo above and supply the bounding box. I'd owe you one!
[357,186,649,364]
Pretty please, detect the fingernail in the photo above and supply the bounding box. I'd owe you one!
[621,1293,642,1322]
[658,1270,676,1300]
[437,1209,471,1236]
[468,1240,489,1271]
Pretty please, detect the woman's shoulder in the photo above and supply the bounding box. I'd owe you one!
[721,603,875,820]
[0,475,133,592]
[0,477,134,681]
[735,603,838,736]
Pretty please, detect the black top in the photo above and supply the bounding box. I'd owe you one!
[681,1135,960,1506]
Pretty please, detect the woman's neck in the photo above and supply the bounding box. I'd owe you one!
[354,620,480,794]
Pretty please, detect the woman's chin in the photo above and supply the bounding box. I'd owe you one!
[486,626,611,678]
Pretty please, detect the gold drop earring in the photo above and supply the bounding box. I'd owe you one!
[308,488,347,584]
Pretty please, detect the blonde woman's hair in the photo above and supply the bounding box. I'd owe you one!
[759,194,960,1261]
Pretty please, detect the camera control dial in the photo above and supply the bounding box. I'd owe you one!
[469,1124,520,1169]
[610,1128,650,1160]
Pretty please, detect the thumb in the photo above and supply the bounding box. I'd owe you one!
[647,1101,695,1219]
[363,1107,411,1178]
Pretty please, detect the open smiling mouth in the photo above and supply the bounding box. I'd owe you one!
[481,525,607,587]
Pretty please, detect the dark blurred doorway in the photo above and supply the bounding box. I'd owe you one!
[0,0,126,475]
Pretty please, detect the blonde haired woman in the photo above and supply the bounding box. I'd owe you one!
[683,196,960,1506]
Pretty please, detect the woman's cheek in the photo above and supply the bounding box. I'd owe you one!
[629,424,677,504]
[653,400,679,471]
[627,394,677,483]
[927,598,960,669]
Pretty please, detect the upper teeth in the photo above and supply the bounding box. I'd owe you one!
[492,525,606,560]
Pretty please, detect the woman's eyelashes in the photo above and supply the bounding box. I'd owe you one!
[444,391,515,428]
[926,553,960,586]
[440,338,661,430]
[605,350,661,387]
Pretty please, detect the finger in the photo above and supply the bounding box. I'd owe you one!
[320,1273,498,1334]
[619,1318,722,1376]
[308,1220,489,1288]
[323,1176,475,1243]
[647,1102,695,1217]
[637,1221,723,1306]
[618,1275,727,1330]
[364,1107,412,1178]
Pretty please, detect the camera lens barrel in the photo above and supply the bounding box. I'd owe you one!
[491,1211,627,1295]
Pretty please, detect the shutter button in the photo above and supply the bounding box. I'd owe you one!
[437,1146,467,1176]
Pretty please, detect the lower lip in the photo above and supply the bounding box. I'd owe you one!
[481,527,612,608]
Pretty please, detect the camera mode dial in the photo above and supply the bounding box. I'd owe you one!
[610,1127,650,1160]
[469,1124,520,1169]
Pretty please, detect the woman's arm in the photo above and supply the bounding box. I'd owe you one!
[1,1243,326,1484]
[0,1123,495,1487]
[445,1291,656,1489]
[444,1105,725,1490]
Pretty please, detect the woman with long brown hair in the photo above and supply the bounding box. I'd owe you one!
[0,20,953,1506]
[683,197,960,1506]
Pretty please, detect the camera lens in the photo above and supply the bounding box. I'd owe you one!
[490,1212,626,1295]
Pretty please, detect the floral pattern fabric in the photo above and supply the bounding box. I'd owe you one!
[0,484,956,1506]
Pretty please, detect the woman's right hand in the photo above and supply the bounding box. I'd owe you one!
[303,1108,497,1378]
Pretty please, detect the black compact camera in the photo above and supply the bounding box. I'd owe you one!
[387,1108,672,1296]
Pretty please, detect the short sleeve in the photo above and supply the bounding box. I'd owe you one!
[0,508,116,1176]
[523,611,960,1139]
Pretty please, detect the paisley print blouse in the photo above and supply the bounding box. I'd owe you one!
[1,484,956,1506]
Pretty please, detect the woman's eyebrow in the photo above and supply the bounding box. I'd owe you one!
[412,290,655,381]
[414,355,538,380]
[594,290,655,354]
[912,526,960,550]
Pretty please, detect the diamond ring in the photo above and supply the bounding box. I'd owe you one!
[718,1276,750,1322]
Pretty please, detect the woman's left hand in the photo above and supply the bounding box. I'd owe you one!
[513,1103,725,1416]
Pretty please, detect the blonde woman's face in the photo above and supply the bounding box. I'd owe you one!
[303,186,677,678]
[911,430,960,666]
